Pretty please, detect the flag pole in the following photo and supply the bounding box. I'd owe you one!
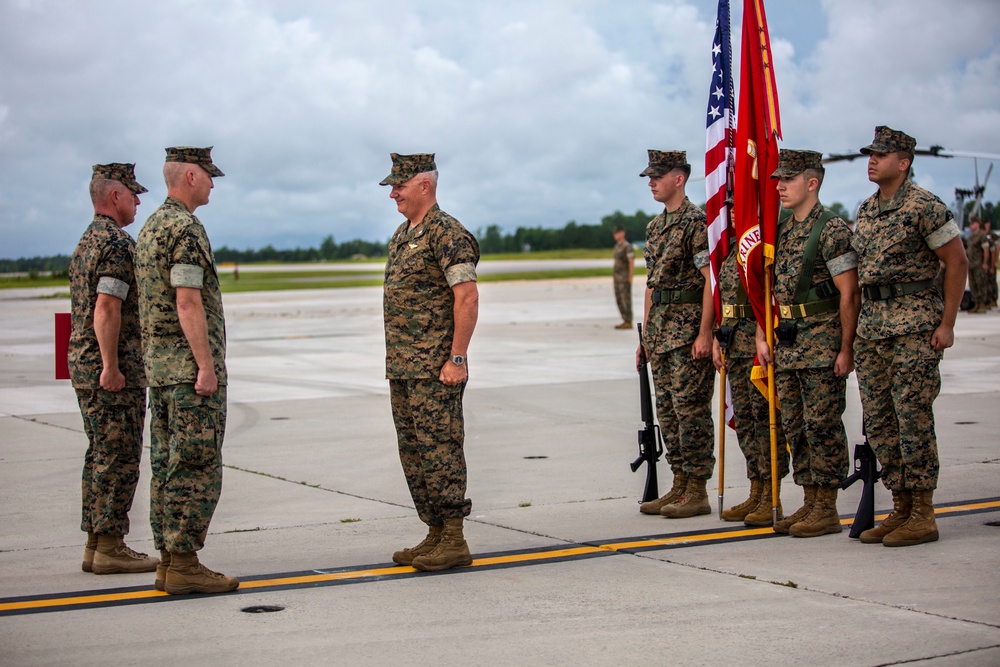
[764,265,779,525]
[717,352,727,519]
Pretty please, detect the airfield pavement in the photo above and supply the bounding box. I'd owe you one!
[1,264,998,666]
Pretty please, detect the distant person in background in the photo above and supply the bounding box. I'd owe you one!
[983,219,997,308]
[635,150,716,519]
[852,126,967,547]
[381,153,480,572]
[965,216,989,313]
[136,146,238,594]
[612,225,635,329]
[69,163,158,575]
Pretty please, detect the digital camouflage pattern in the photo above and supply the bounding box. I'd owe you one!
[852,178,960,340]
[383,204,479,379]
[643,196,713,481]
[380,153,437,186]
[390,379,471,523]
[91,163,148,194]
[642,197,709,353]
[770,149,824,179]
[164,146,224,177]
[860,125,916,156]
[639,149,689,178]
[76,387,146,536]
[135,197,228,386]
[967,229,991,307]
[719,249,788,481]
[773,203,857,370]
[148,385,226,552]
[68,216,147,389]
[613,239,634,323]
[775,369,849,487]
[855,332,941,491]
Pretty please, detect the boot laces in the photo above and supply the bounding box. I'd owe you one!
[114,544,151,560]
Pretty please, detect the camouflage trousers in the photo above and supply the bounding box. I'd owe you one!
[648,345,715,480]
[614,277,632,323]
[75,387,146,536]
[389,379,471,524]
[855,332,941,491]
[774,367,849,488]
[969,264,991,308]
[728,356,789,481]
[148,384,227,553]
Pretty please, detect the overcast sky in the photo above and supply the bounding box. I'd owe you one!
[2,0,999,258]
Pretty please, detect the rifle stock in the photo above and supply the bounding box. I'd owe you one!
[632,324,664,502]
[840,439,880,539]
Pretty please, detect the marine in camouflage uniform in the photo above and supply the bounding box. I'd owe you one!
[135,146,238,593]
[381,153,480,572]
[612,226,635,328]
[985,222,998,307]
[965,219,990,313]
[636,150,716,519]
[852,126,967,547]
[714,245,789,526]
[764,149,860,538]
[69,163,158,575]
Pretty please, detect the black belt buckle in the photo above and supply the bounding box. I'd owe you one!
[714,325,735,351]
[775,320,797,347]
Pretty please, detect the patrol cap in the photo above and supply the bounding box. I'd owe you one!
[770,149,824,179]
[380,153,437,186]
[860,126,916,156]
[165,146,225,177]
[639,150,689,177]
[91,163,148,194]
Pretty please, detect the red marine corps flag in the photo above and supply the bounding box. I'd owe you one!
[733,0,782,521]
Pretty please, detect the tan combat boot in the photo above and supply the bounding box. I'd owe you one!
[883,489,939,547]
[789,486,843,537]
[859,490,912,544]
[164,552,239,595]
[661,478,711,519]
[744,481,782,527]
[154,550,171,591]
[82,532,97,572]
[773,485,816,534]
[639,473,687,515]
[411,518,473,572]
[392,524,443,566]
[721,479,763,522]
[91,535,159,574]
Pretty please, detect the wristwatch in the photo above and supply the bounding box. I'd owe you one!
[450,355,466,366]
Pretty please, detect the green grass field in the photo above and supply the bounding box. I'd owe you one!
[1,249,645,293]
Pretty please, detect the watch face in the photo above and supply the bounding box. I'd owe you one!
[452,355,465,365]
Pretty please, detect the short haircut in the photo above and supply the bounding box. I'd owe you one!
[671,164,692,180]
[163,161,189,189]
[89,178,122,206]
[614,225,626,233]
[803,167,825,188]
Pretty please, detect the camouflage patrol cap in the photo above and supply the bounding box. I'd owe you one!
[860,126,916,156]
[380,153,437,186]
[165,146,225,177]
[770,149,824,179]
[91,163,148,194]
[639,150,689,177]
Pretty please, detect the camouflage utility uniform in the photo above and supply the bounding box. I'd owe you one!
[718,248,788,483]
[384,204,479,524]
[613,238,635,324]
[69,215,147,536]
[966,229,989,309]
[772,202,856,488]
[643,197,715,481]
[136,196,228,554]
[853,179,960,492]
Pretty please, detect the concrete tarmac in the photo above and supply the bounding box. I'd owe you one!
[1,273,999,666]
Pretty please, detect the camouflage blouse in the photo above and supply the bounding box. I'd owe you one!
[642,197,709,353]
[853,179,960,340]
[67,215,146,389]
[773,203,856,370]
[718,247,756,360]
[383,204,479,379]
[135,197,227,387]
[613,239,634,283]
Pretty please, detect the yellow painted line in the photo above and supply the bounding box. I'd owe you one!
[3,498,998,615]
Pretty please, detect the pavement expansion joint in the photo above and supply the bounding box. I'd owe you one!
[2,497,996,618]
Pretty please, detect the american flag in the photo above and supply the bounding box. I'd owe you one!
[705,0,734,322]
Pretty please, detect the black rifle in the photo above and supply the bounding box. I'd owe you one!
[840,429,881,539]
[631,323,663,503]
